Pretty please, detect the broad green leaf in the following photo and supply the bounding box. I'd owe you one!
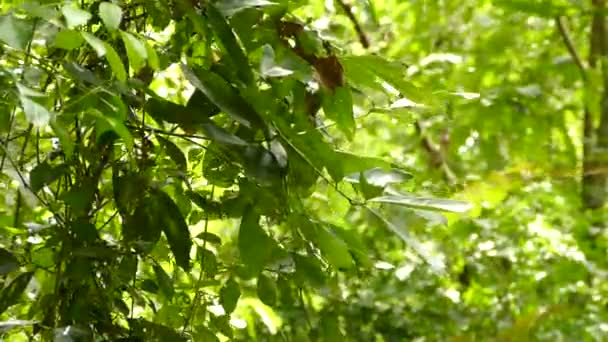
[104,42,127,81]
[238,207,274,274]
[194,326,220,342]
[0,249,18,275]
[61,5,92,29]
[294,254,326,288]
[149,188,192,270]
[156,135,187,172]
[241,145,283,187]
[19,96,52,127]
[331,225,371,267]
[29,161,68,192]
[53,29,84,50]
[186,90,221,118]
[341,55,428,104]
[88,109,133,151]
[181,64,264,128]
[204,3,253,84]
[260,44,294,78]
[367,207,444,274]
[369,191,472,213]
[121,31,148,73]
[257,273,277,307]
[144,41,160,70]
[81,32,106,57]
[321,86,355,139]
[203,143,240,187]
[220,278,240,314]
[344,167,412,187]
[201,122,249,146]
[0,272,33,315]
[0,15,34,50]
[196,232,222,245]
[99,2,122,31]
[60,179,96,215]
[153,264,174,300]
[216,0,278,16]
[314,225,354,270]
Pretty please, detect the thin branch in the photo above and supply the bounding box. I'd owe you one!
[336,0,370,48]
[126,124,211,141]
[555,16,587,77]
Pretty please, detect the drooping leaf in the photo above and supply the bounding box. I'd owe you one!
[104,42,127,81]
[61,4,92,29]
[144,41,160,70]
[241,145,284,187]
[88,109,134,151]
[367,207,444,273]
[256,273,277,307]
[19,96,52,127]
[180,64,264,128]
[0,272,33,315]
[156,135,187,172]
[331,225,371,267]
[196,231,222,245]
[201,122,249,146]
[0,249,18,275]
[203,143,240,187]
[153,264,174,301]
[99,2,122,31]
[149,188,192,270]
[260,44,294,78]
[121,31,148,73]
[204,3,253,84]
[344,167,412,187]
[294,254,326,288]
[369,191,472,213]
[238,207,275,274]
[219,277,240,314]
[314,224,354,270]
[321,86,355,139]
[29,161,68,192]
[216,0,278,16]
[0,14,34,50]
[81,32,106,57]
[53,29,84,50]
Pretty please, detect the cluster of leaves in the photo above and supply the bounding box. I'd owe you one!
[0,0,475,341]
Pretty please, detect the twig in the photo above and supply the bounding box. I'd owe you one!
[555,16,587,77]
[336,0,370,48]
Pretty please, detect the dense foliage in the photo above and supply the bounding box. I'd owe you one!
[1,0,608,341]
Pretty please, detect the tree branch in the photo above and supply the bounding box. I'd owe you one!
[555,16,586,77]
[336,0,370,48]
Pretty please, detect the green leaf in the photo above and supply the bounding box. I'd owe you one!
[260,44,293,78]
[216,0,278,16]
[294,254,326,288]
[30,161,68,192]
[314,224,354,270]
[321,86,355,139]
[194,326,220,342]
[219,278,240,314]
[153,264,174,301]
[196,232,222,245]
[104,42,127,81]
[121,31,148,73]
[368,192,472,213]
[201,122,249,146]
[53,29,84,50]
[156,135,187,172]
[180,64,264,128]
[367,207,444,273]
[19,96,52,127]
[0,15,33,50]
[99,2,122,31]
[81,32,106,57]
[149,188,192,270]
[341,55,427,104]
[204,3,253,84]
[344,167,412,187]
[88,109,134,151]
[331,225,371,267]
[256,273,277,307]
[0,249,18,275]
[0,272,33,315]
[61,4,92,29]
[144,41,160,70]
[238,207,275,274]
[241,145,283,187]
[203,143,240,187]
